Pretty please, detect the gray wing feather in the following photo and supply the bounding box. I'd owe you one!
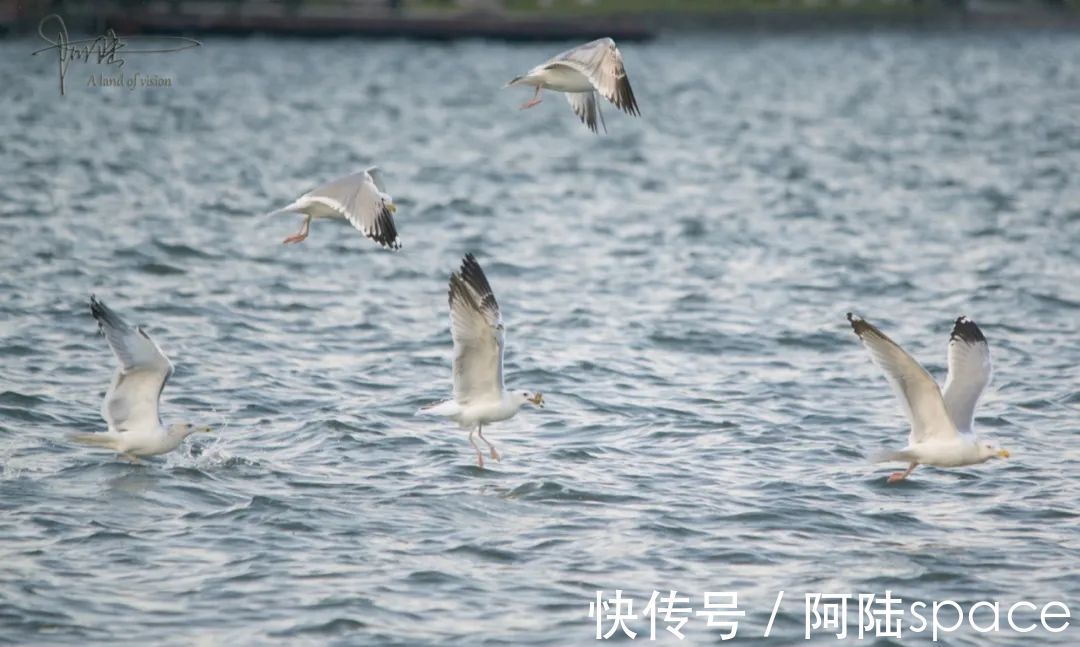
[90,296,173,433]
[448,254,505,405]
[550,38,640,116]
[847,313,960,445]
[942,316,992,435]
[365,166,388,194]
[565,91,606,134]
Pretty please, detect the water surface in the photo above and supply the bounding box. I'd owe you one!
[1,30,1079,645]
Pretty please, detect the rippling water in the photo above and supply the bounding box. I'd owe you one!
[1,29,1079,645]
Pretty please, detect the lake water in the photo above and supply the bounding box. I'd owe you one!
[1,29,1079,645]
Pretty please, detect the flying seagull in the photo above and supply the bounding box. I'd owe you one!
[847,313,1008,483]
[70,297,211,460]
[417,254,544,468]
[270,167,401,249]
[507,37,640,134]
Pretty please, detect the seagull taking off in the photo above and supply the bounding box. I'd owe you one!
[270,167,401,249]
[70,297,211,461]
[507,37,640,133]
[847,313,1009,483]
[417,254,544,468]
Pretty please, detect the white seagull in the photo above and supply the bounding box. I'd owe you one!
[417,254,544,468]
[70,296,211,460]
[270,167,401,249]
[507,37,640,133]
[847,313,1009,483]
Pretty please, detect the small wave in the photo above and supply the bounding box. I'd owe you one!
[447,543,519,564]
[270,617,369,637]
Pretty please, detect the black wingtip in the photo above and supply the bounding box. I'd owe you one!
[89,295,127,333]
[454,253,498,312]
[459,253,485,288]
[622,80,640,117]
[846,312,875,338]
[90,294,105,319]
[950,316,986,344]
[369,204,401,250]
[90,295,108,334]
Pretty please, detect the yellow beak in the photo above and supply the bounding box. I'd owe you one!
[386,202,397,214]
[198,426,213,434]
[997,449,1010,458]
[530,393,544,407]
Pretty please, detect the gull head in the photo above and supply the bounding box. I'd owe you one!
[519,391,544,408]
[168,422,213,438]
[979,442,1009,462]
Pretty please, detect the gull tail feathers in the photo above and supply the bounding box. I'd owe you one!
[505,75,526,87]
[266,205,298,218]
[266,197,308,218]
[416,400,461,417]
[68,432,118,449]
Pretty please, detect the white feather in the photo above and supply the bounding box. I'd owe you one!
[942,317,992,435]
[848,314,960,445]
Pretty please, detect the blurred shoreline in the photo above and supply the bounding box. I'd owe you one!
[5,0,1080,40]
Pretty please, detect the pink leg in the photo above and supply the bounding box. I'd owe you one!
[519,86,543,110]
[887,463,918,483]
[282,215,311,244]
[478,426,500,462]
[469,428,484,468]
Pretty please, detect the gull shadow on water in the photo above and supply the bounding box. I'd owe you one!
[102,467,163,497]
[454,464,510,479]
[864,475,927,491]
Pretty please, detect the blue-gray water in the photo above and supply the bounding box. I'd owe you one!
[1,30,1079,645]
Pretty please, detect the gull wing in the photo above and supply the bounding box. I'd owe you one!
[448,254,505,405]
[847,313,960,445]
[91,296,173,433]
[565,91,606,134]
[365,166,388,194]
[548,37,640,116]
[303,171,401,249]
[942,316,992,436]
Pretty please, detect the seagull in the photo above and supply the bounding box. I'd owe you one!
[417,254,544,468]
[846,313,1009,483]
[270,167,401,249]
[70,296,211,461]
[507,37,640,133]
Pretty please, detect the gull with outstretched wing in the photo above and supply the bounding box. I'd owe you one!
[71,297,210,460]
[507,37,640,134]
[417,254,544,468]
[846,313,1008,483]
